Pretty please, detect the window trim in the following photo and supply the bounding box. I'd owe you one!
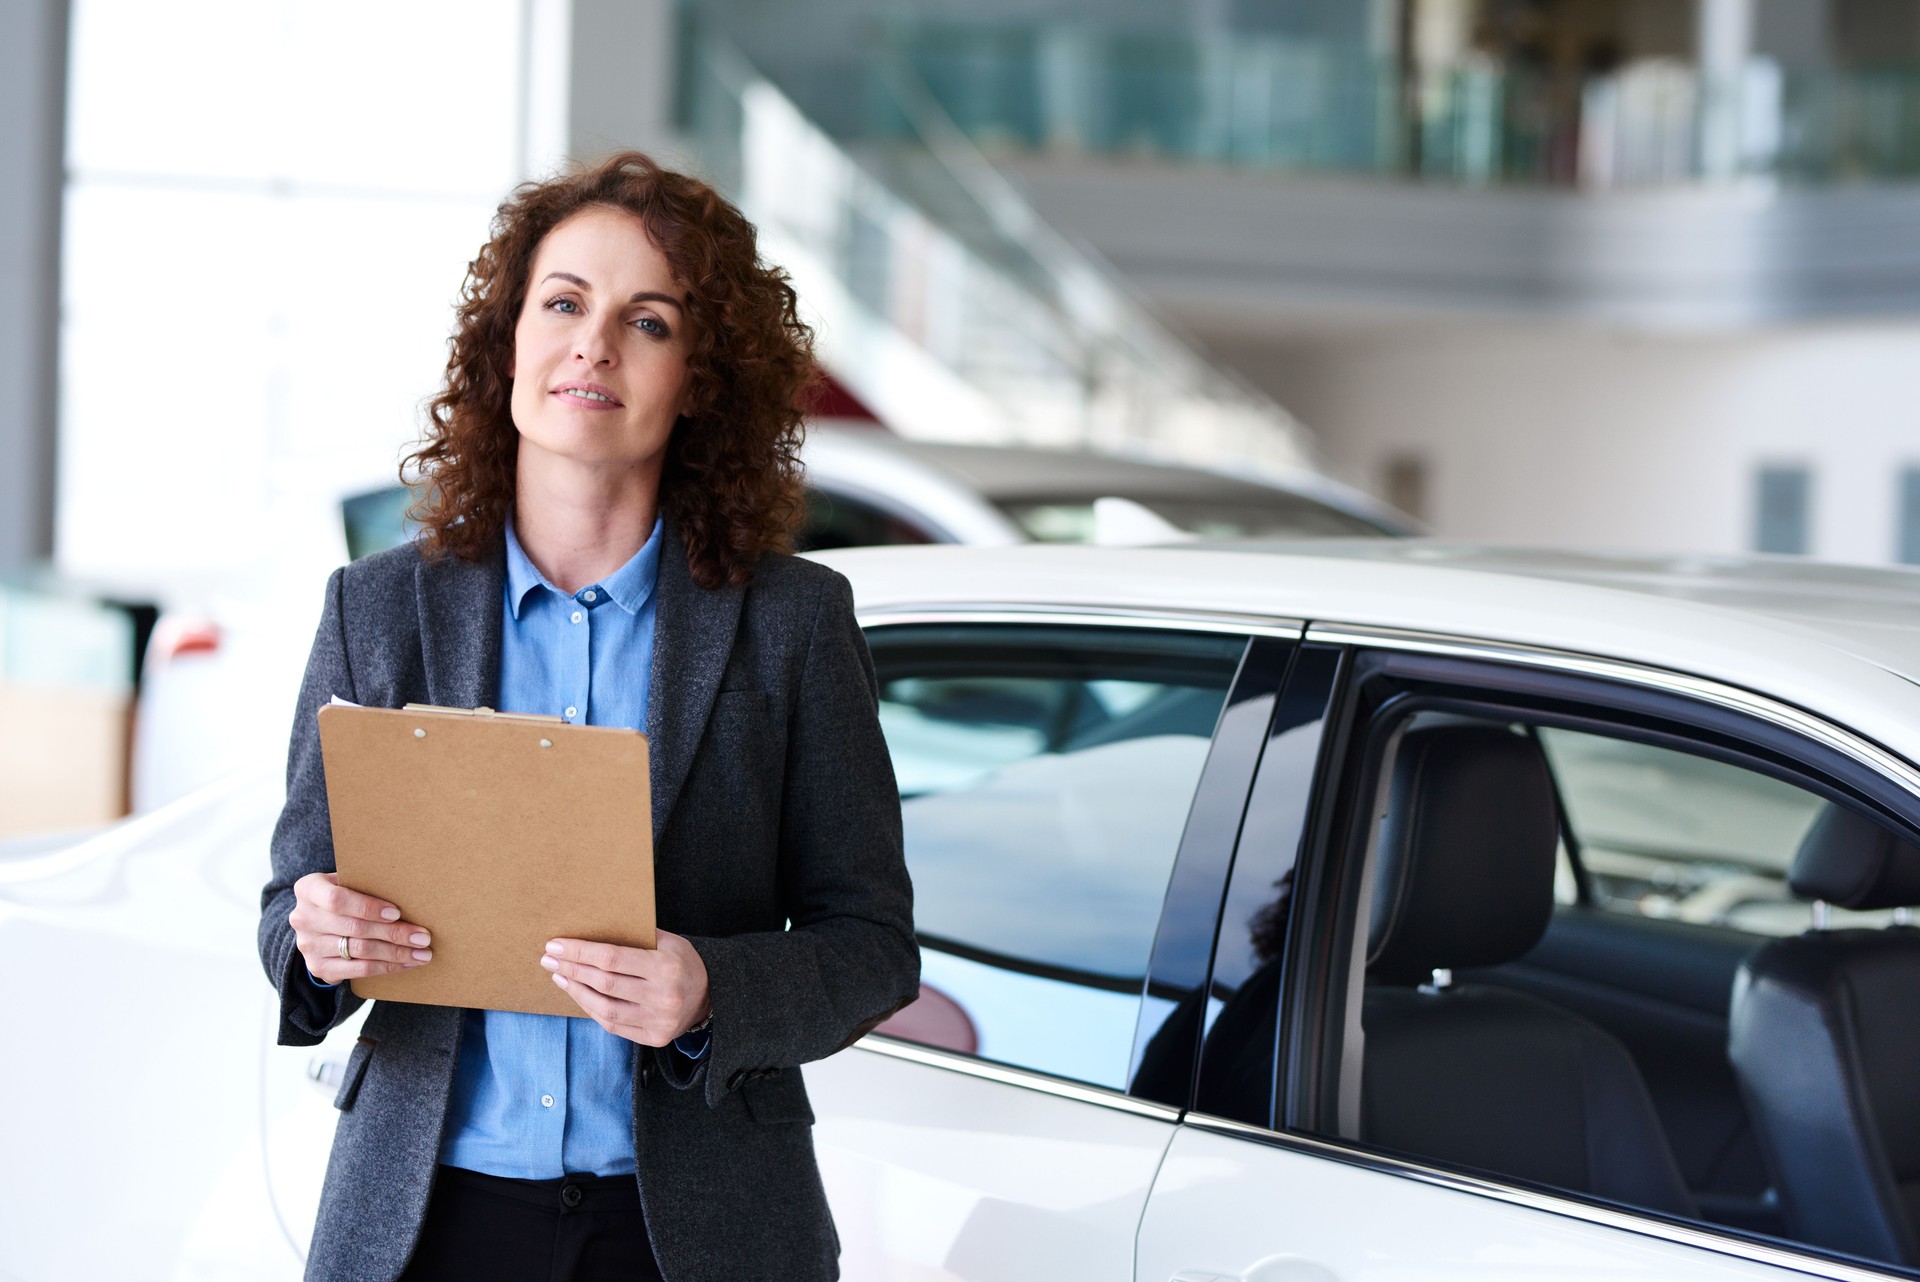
[1187,642,1347,1130]
[1272,621,1920,1280]
[853,1033,1182,1123]
[1129,634,1295,1112]
[858,605,1305,641]
[1306,624,1920,801]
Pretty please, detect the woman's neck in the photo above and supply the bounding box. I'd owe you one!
[512,454,661,594]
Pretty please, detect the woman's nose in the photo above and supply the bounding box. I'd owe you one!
[573,320,620,365]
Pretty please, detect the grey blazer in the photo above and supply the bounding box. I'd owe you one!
[257,522,918,1282]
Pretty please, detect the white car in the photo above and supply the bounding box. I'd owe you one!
[131,428,1407,812]
[10,540,1918,1282]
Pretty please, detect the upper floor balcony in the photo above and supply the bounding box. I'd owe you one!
[795,15,1920,330]
[872,17,1920,191]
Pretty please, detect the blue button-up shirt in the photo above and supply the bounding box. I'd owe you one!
[438,515,677,1178]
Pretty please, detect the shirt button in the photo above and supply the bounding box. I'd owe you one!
[541,1094,555,1108]
[582,590,597,603]
[564,706,578,720]
[570,610,583,624]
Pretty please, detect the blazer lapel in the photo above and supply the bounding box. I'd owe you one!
[415,545,505,711]
[647,520,745,843]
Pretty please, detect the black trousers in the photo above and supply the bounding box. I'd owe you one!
[398,1166,666,1282]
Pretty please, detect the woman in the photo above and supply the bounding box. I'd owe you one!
[257,152,918,1282]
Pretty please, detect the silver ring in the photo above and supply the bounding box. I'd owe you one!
[338,934,352,962]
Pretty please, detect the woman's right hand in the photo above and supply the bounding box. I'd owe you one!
[291,872,434,983]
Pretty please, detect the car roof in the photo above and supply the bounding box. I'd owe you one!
[803,425,1414,534]
[814,540,1920,766]
[882,439,1327,501]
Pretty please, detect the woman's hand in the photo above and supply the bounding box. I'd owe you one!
[290,871,434,984]
[542,931,711,1047]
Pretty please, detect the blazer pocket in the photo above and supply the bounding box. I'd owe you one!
[708,690,778,755]
[740,1069,814,1126]
[333,1034,377,1111]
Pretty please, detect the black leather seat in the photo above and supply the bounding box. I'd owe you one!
[1359,723,1697,1217]
[1729,805,1920,1266]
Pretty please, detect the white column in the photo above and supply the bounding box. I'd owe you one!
[1698,0,1756,179]
[518,0,574,180]
[0,0,68,572]
[566,0,687,168]
[1411,0,1476,69]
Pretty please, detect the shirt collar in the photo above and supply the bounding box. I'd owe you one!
[504,514,664,620]
[596,517,664,616]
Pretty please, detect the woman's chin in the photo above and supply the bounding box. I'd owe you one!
[518,433,665,480]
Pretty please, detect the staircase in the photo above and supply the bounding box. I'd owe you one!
[681,38,1318,479]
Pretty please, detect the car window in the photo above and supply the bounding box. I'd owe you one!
[341,484,422,560]
[867,624,1244,1089]
[1000,493,1390,543]
[798,488,938,550]
[1538,727,1884,934]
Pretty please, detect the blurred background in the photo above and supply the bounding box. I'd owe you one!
[4,0,1920,841]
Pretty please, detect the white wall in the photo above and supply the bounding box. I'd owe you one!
[1209,320,1920,564]
[58,0,527,593]
[58,0,694,598]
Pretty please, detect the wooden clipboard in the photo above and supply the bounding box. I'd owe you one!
[317,702,654,1016]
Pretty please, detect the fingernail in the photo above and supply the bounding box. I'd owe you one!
[412,949,433,962]
[545,941,564,956]
[551,973,569,989]
[540,955,559,971]
[380,908,401,921]
[410,932,431,946]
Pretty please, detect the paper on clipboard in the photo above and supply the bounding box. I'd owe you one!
[317,702,654,1016]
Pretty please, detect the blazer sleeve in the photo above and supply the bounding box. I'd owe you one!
[257,567,366,1046]
[679,570,919,1105]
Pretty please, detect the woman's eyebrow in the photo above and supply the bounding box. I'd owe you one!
[538,272,683,313]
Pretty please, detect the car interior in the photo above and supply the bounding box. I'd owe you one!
[1314,704,1920,1274]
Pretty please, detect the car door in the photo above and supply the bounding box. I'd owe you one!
[1137,629,1920,1282]
[807,613,1297,1281]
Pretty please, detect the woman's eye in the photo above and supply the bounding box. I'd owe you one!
[545,297,579,314]
[634,316,667,337]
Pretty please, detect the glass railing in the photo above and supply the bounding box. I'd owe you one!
[863,19,1920,189]
[680,35,1314,474]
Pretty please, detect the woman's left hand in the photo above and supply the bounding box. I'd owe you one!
[542,930,711,1047]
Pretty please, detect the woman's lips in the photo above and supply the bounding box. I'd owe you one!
[551,386,623,410]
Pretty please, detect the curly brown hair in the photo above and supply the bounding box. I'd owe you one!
[403,151,816,588]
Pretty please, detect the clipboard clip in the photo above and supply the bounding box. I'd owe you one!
[402,703,567,725]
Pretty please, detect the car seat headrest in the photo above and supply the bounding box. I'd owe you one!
[1367,723,1561,985]
[1789,804,1920,912]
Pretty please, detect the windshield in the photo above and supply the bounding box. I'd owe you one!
[999,493,1393,542]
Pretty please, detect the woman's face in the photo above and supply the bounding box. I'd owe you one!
[508,205,694,480]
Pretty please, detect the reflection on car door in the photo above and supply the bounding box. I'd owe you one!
[809,619,1282,1280]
